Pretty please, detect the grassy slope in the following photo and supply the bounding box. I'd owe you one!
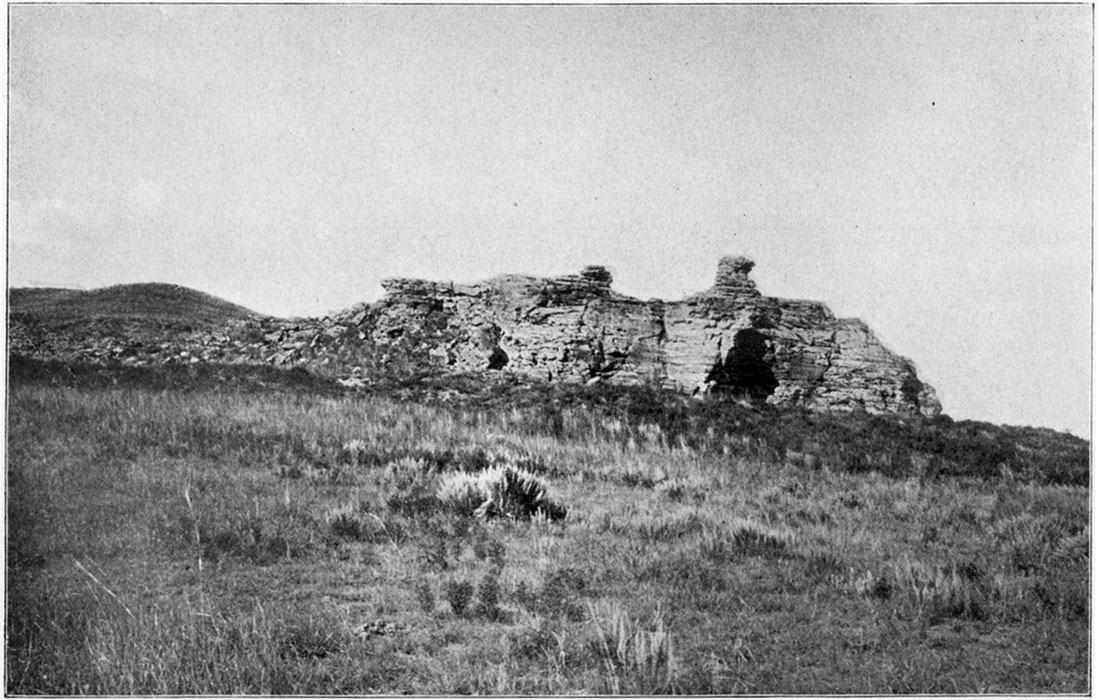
[9,283,257,324]
[8,356,1090,487]
[6,371,1088,694]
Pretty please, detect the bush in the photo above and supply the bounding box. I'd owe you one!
[446,580,475,616]
[384,458,441,518]
[476,572,502,620]
[887,559,989,622]
[435,472,486,516]
[536,567,588,620]
[323,504,387,543]
[414,580,436,614]
[699,523,792,561]
[436,466,566,522]
[182,512,315,565]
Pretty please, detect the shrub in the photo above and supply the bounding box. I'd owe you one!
[881,559,988,621]
[435,472,486,515]
[472,537,507,571]
[634,513,707,541]
[446,580,475,616]
[436,466,566,522]
[476,572,502,620]
[1052,531,1089,566]
[277,619,345,660]
[1033,574,1089,619]
[655,478,705,504]
[418,535,451,571]
[323,504,386,543]
[190,512,315,565]
[537,567,588,620]
[509,614,561,661]
[385,457,441,518]
[699,523,792,561]
[387,457,434,492]
[339,439,380,465]
[414,580,436,614]
[804,550,847,585]
[324,505,366,541]
[994,513,1079,574]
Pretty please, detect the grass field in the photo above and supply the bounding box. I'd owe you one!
[6,371,1089,694]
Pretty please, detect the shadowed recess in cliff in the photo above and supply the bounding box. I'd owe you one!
[705,328,779,401]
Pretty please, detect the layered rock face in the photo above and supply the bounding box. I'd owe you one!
[369,256,941,417]
[8,255,941,417]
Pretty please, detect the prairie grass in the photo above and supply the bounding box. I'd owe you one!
[6,379,1089,694]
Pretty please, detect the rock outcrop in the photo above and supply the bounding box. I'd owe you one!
[363,255,940,416]
[8,255,941,417]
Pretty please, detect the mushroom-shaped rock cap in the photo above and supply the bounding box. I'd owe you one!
[712,255,760,296]
[580,265,613,286]
[718,255,755,278]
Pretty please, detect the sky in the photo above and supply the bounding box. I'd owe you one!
[7,5,1092,438]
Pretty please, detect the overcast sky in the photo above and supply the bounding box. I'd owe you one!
[7,5,1092,437]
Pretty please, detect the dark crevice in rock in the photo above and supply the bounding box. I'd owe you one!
[487,346,509,370]
[705,328,779,401]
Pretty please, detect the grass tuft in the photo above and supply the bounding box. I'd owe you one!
[586,601,676,694]
[437,466,567,521]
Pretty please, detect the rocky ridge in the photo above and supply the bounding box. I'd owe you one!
[8,256,940,416]
[365,256,940,416]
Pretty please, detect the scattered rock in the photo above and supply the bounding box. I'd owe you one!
[356,620,408,638]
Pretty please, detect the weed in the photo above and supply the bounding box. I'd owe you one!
[339,439,373,465]
[471,536,507,572]
[435,471,487,515]
[1032,576,1089,619]
[878,558,989,621]
[387,456,434,492]
[385,458,441,519]
[418,534,451,571]
[994,513,1080,574]
[446,580,475,616]
[634,512,708,541]
[1052,531,1089,566]
[476,572,502,620]
[487,539,507,571]
[535,567,588,621]
[804,550,848,585]
[277,619,345,659]
[509,614,561,661]
[587,601,676,693]
[700,523,792,561]
[177,507,315,565]
[414,580,436,615]
[324,503,383,543]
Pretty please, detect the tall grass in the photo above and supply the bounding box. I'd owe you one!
[7,381,1089,694]
[587,601,676,694]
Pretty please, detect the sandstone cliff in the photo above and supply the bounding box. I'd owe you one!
[365,256,941,417]
[7,255,941,417]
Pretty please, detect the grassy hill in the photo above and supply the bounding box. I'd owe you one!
[6,366,1089,694]
[5,289,1090,694]
[9,283,257,325]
